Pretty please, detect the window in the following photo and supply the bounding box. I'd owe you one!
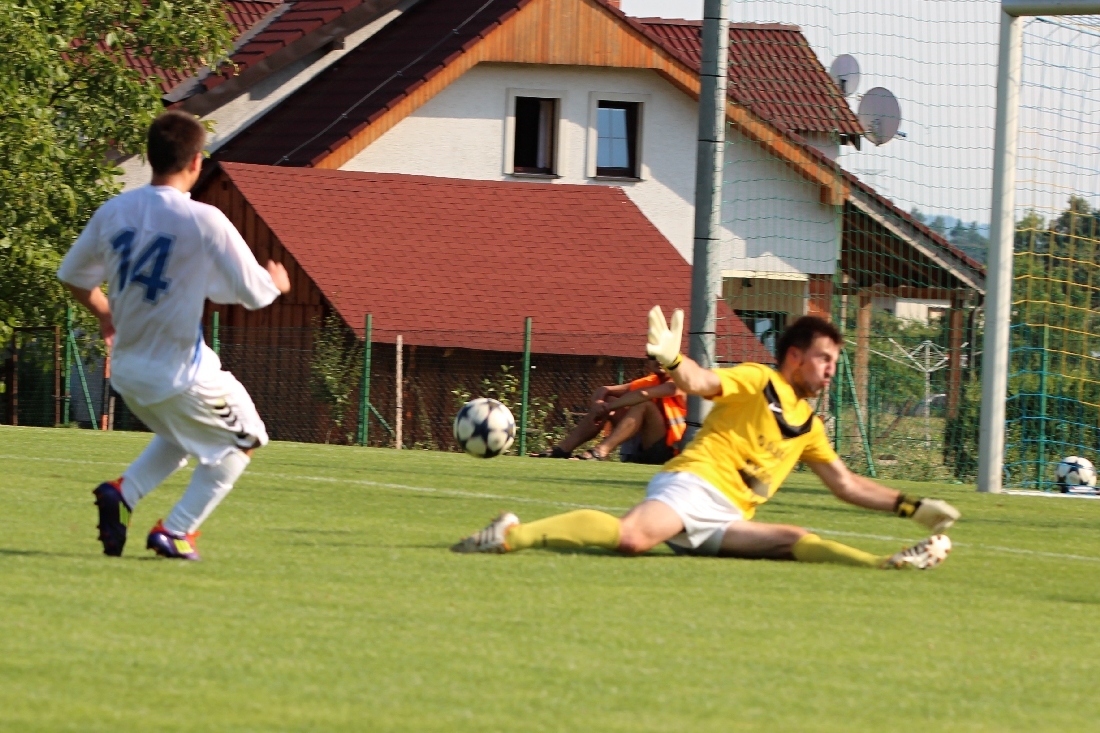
[512,97,557,175]
[595,101,639,178]
[736,310,788,356]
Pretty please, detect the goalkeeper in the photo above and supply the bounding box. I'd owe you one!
[452,308,959,569]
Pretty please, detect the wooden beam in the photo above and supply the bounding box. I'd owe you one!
[946,299,966,419]
[855,291,872,420]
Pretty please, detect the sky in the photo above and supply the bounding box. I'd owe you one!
[621,0,1100,226]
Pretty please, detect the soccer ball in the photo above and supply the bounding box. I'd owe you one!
[1055,456,1097,493]
[453,398,516,458]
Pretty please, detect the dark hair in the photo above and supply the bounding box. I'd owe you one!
[147,111,205,175]
[775,315,842,365]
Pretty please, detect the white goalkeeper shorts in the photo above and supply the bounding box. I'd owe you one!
[122,369,268,466]
[645,471,744,556]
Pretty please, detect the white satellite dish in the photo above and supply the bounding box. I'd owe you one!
[858,87,902,146]
[829,54,860,98]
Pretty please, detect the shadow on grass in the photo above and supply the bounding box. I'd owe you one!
[0,547,82,558]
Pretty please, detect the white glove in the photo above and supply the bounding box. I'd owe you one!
[646,305,684,368]
[912,499,960,533]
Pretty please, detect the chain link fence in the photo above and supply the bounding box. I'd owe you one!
[4,310,984,476]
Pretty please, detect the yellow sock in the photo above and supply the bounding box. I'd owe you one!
[504,510,621,552]
[792,533,885,569]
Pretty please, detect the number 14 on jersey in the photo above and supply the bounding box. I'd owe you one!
[110,229,174,303]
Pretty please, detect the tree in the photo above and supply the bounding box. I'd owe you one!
[0,0,235,340]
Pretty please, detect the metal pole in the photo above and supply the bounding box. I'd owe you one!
[841,350,877,478]
[53,326,61,425]
[69,330,98,430]
[685,0,729,442]
[358,313,372,447]
[395,334,403,449]
[63,306,72,425]
[212,311,221,356]
[8,331,17,426]
[1036,324,1049,490]
[519,317,532,456]
[978,10,1022,493]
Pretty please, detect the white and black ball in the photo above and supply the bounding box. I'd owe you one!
[1056,456,1097,492]
[453,398,516,458]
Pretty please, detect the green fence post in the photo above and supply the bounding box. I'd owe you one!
[841,350,876,477]
[212,311,221,356]
[63,306,72,425]
[519,316,532,456]
[358,314,372,447]
[616,359,624,386]
[68,330,98,430]
[1036,324,1049,490]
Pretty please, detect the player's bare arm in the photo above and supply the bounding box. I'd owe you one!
[603,379,682,411]
[808,458,960,532]
[65,283,114,345]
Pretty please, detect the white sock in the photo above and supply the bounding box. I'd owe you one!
[164,449,250,534]
[121,436,190,508]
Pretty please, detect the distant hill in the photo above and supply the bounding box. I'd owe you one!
[910,208,989,263]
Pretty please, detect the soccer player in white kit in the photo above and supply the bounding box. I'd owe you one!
[57,111,291,560]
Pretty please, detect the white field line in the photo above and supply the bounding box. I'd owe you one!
[5,453,1100,563]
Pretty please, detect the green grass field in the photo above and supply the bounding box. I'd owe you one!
[2,426,1100,732]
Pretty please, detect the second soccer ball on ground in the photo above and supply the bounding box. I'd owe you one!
[453,398,516,458]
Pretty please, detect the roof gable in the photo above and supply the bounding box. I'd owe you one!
[640,19,862,139]
[208,162,774,361]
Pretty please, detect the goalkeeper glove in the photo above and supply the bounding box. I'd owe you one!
[894,494,960,533]
[646,305,684,370]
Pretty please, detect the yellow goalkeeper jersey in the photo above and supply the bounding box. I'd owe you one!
[663,363,838,518]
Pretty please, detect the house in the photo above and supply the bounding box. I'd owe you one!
[199,0,983,415]
[193,163,773,444]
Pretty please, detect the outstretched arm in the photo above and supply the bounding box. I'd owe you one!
[808,459,898,511]
[645,306,721,398]
[808,459,961,532]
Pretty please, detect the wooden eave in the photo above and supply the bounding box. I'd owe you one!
[311,0,848,205]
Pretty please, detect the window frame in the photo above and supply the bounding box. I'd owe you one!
[504,88,565,178]
[586,92,649,181]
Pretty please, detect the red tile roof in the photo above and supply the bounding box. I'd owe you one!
[200,0,367,94]
[124,0,282,94]
[639,19,862,137]
[214,0,530,166]
[215,162,775,361]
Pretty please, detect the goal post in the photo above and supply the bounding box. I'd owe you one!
[977,0,1100,493]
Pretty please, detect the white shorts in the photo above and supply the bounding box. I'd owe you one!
[645,471,744,556]
[122,369,268,466]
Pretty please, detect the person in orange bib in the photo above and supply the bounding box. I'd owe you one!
[533,357,686,463]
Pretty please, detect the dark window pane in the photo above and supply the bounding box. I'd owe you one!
[514,97,555,174]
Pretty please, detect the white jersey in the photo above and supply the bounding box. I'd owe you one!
[58,185,280,406]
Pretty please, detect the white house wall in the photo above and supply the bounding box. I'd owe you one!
[341,63,699,260]
[341,61,839,272]
[117,1,414,192]
[719,130,839,276]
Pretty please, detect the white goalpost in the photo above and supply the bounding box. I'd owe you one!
[977,0,1100,493]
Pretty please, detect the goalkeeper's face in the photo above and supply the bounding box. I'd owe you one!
[787,337,839,398]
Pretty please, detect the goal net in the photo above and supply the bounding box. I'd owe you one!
[1005,14,1100,491]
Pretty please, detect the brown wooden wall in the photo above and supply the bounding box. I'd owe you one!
[196,170,329,336]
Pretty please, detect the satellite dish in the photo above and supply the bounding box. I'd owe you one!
[829,54,861,98]
[858,87,902,146]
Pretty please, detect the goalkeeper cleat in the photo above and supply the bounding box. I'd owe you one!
[882,534,952,570]
[93,479,132,557]
[146,520,201,561]
[450,512,520,553]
